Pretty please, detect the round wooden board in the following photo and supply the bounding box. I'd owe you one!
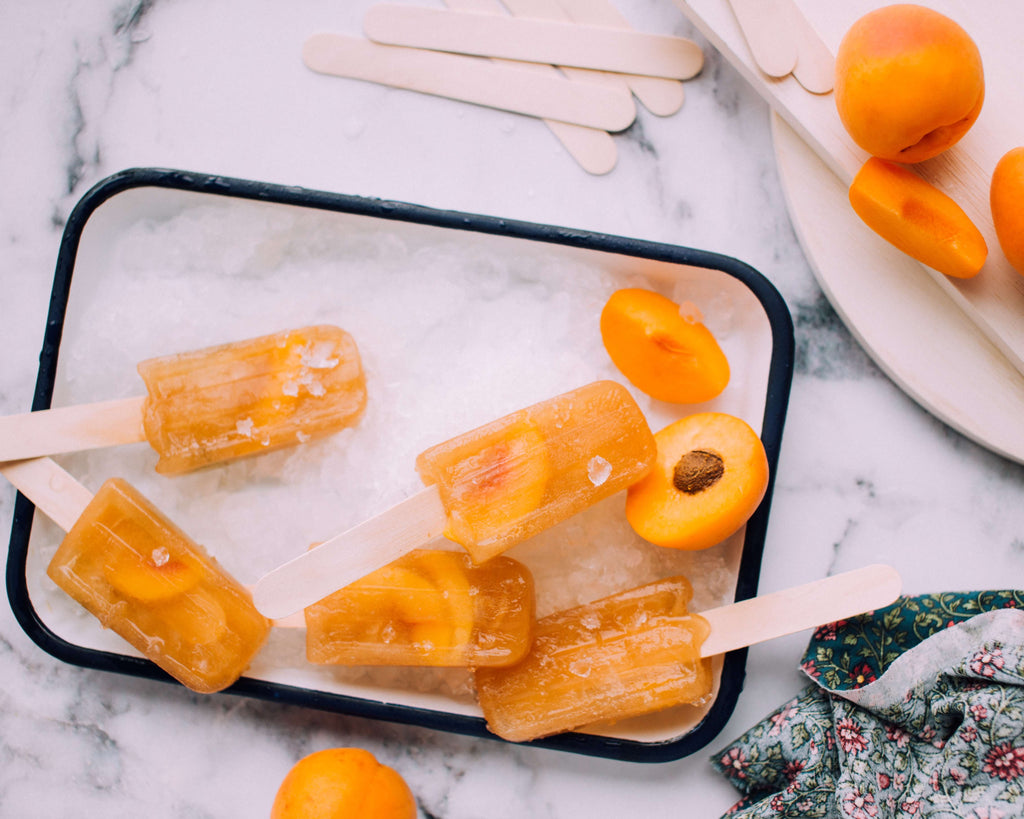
[772,112,1024,465]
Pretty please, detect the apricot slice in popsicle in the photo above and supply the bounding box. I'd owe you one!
[104,546,204,603]
[626,413,768,550]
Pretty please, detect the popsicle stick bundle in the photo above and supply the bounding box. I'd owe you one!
[303,1,704,175]
[0,324,902,743]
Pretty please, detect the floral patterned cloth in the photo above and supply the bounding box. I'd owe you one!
[711,591,1024,818]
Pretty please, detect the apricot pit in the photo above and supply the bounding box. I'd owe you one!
[626,413,768,551]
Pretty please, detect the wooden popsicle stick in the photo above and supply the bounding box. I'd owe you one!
[252,485,448,620]
[0,396,147,462]
[785,0,834,95]
[302,33,636,132]
[699,564,902,657]
[725,0,798,78]
[0,457,92,533]
[554,0,687,116]
[443,0,618,175]
[362,4,704,80]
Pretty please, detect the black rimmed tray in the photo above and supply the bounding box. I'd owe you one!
[6,168,793,762]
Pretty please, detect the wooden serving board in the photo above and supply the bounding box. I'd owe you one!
[673,0,1024,463]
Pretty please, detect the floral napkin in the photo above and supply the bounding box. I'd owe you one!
[711,590,1024,817]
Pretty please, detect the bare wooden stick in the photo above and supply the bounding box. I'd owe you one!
[0,396,147,462]
[363,5,704,80]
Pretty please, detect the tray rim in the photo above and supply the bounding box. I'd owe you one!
[6,166,795,763]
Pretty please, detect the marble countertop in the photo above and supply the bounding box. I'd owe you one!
[1,2,1022,816]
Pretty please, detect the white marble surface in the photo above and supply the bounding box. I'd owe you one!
[1,1,1022,817]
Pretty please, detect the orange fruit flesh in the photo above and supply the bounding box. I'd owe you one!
[626,413,769,551]
[304,550,534,667]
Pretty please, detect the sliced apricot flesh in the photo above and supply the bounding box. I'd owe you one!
[418,418,551,558]
[849,157,987,279]
[626,413,768,550]
[104,541,204,603]
[600,288,729,403]
[990,147,1024,275]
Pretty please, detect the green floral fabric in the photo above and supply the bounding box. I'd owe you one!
[711,591,1024,818]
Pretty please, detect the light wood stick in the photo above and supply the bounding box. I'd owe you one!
[726,0,798,78]
[0,457,92,533]
[785,0,834,94]
[302,33,636,132]
[0,396,147,462]
[699,564,901,657]
[443,0,618,175]
[363,5,704,80]
[252,485,448,620]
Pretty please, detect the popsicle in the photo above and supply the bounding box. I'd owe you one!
[254,380,657,619]
[0,325,367,475]
[305,549,535,667]
[2,458,270,694]
[475,565,903,742]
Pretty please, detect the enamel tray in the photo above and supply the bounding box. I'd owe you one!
[6,168,793,762]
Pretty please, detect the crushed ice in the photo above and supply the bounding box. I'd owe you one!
[587,456,612,487]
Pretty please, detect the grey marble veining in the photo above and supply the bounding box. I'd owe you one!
[1,2,1022,817]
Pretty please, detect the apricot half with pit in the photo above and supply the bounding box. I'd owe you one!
[990,147,1024,275]
[835,4,984,163]
[625,413,768,551]
[600,288,729,404]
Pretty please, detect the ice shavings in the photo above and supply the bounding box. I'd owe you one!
[587,456,612,487]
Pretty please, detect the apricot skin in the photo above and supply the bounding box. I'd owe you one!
[849,157,987,279]
[990,147,1024,275]
[835,4,984,163]
[600,288,729,404]
[271,748,416,819]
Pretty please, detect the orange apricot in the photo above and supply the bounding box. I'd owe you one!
[835,4,984,163]
[990,147,1024,275]
[625,413,768,551]
[600,288,729,404]
[271,748,416,819]
[849,157,987,279]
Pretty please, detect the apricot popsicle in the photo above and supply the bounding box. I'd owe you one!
[474,576,712,742]
[40,474,271,693]
[305,549,534,667]
[0,325,367,474]
[254,380,656,618]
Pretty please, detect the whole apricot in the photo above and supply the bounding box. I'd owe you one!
[834,4,984,163]
[849,156,987,279]
[990,147,1024,275]
[271,748,416,819]
[600,288,729,404]
[625,413,768,551]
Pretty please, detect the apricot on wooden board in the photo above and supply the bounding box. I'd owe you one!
[625,413,768,551]
[990,147,1024,275]
[849,157,987,279]
[600,288,729,404]
[271,748,416,819]
[835,4,984,163]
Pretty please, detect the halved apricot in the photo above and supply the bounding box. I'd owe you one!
[625,413,768,550]
[600,288,729,404]
[849,156,987,279]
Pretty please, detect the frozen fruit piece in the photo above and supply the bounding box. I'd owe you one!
[305,550,534,667]
[139,325,367,474]
[417,380,656,563]
[46,478,270,693]
[475,576,712,742]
